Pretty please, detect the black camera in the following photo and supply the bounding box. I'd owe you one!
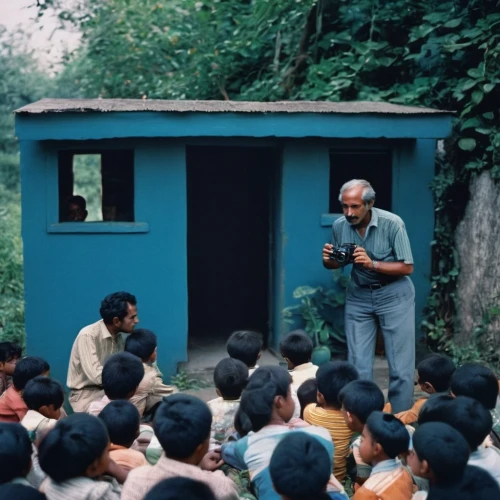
[330,243,357,264]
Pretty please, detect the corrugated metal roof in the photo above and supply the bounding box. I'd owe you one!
[15,98,452,115]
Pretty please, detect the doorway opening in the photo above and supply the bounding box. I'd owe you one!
[186,146,277,352]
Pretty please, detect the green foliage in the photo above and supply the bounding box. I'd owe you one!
[169,369,210,391]
[283,272,349,358]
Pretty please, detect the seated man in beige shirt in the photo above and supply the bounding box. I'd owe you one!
[67,291,139,412]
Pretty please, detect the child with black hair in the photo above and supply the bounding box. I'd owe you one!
[226,330,263,375]
[297,378,317,419]
[87,351,145,417]
[0,483,47,499]
[352,412,412,499]
[0,341,22,396]
[269,432,345,500]
[395,354,455,425]
[21,376,65,443]
[304,361,359,482]
[122,394,239,500]
[144,477,216,500]
[418,395,500,488]
[0,422,33,487]
[38,413,125,499]
[407,422,469,500]
[426,465,500,500]
[124,329,175,416]
[99,400,148,471]
[207,358,248,449]
[279,330,318,387]
[338,379,385,486]
[221,366,346,500]
[0,356,50,423]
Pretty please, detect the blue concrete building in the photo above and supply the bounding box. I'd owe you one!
[15,99,453,383]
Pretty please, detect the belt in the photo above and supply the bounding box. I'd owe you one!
[359,282,392,290]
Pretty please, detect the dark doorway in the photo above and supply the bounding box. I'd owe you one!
[186,146,276,346]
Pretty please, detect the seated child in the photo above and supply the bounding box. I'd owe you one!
[450,362,500,437]
[145,477,216,500]
[0,341,21,396]
[99,400,148,471]
[424,465,500,500]
[124,329,176,416]
[352,412,412,500]
[0,483,47,499]
[395,354,455,425]
[38,413,124,499]
[87,352,145,416]
[269,432,345,500]
[297,378,317,419]
[21,376,64,443]
[419,395,500,488]
[279,330,318,388]
[304,361,359,482]
[407,422,469,500]
[0,422,33,487]
[121,394,239,500]
[0,357,49,423]
[208,358,248,449]
[221,366,346,499]
[226,330,263,376]
[338,379,385,486]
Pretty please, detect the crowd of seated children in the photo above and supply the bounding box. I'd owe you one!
[279,330,318,389]
[303,361,359,482]
[226,330,263,376]
[207,358,248,449]
[395,354,455,425]
[144,477,217,500]
[124,329,176,416]
[87,352,145,417]
[38,413,126,499]
[0,341,22,396]
[0,357,50,423]
[99,400,148,471]
[121,394,239,500]
[352,412,412,499]
[338,380,386,487]
[221,365,346,499]
[269,432,344,500]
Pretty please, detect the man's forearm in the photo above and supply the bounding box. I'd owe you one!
[323,259,343,270]
[374,261,413,276]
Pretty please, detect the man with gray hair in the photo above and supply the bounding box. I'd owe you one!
[322,179,415,413]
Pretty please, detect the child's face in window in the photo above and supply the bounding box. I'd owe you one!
[0,357,17,376]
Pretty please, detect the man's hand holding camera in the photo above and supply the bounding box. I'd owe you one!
[323,243,375,270]
[352,247,375,269]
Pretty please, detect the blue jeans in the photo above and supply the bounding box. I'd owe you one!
[345,276,415,413]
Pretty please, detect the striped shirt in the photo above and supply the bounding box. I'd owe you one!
[67,320,125,390]
[303,404,354,482]
[331,207,414,287]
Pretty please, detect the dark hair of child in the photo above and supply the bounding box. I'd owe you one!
[226,330,263,368]
[99,400,140,448]
[233,408,247,438]
[279,330,313,367]
[38,413,109,482]
[13,357,50,391]
[144,477,216,500]
[365,412,409,458]
[153,394,212,460]
[99,291,137,324]
[23,376,65,412]
[124,329,157,363]
[338,379,385,424]
[102,352,144,400]
[417,354,456,393]
[0,423,32,484]
[213,358,248,400]
[422,396,492,451]
[0,484,47,500]
[239,366,292,434]
[316,361,359,409]
[297,378,317,418]
[418,394,455,426]
[0,342,22,363]
[270,432,332,500]
[412,422,469,485]
[427,465,500,500]
[450,363,499,410]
